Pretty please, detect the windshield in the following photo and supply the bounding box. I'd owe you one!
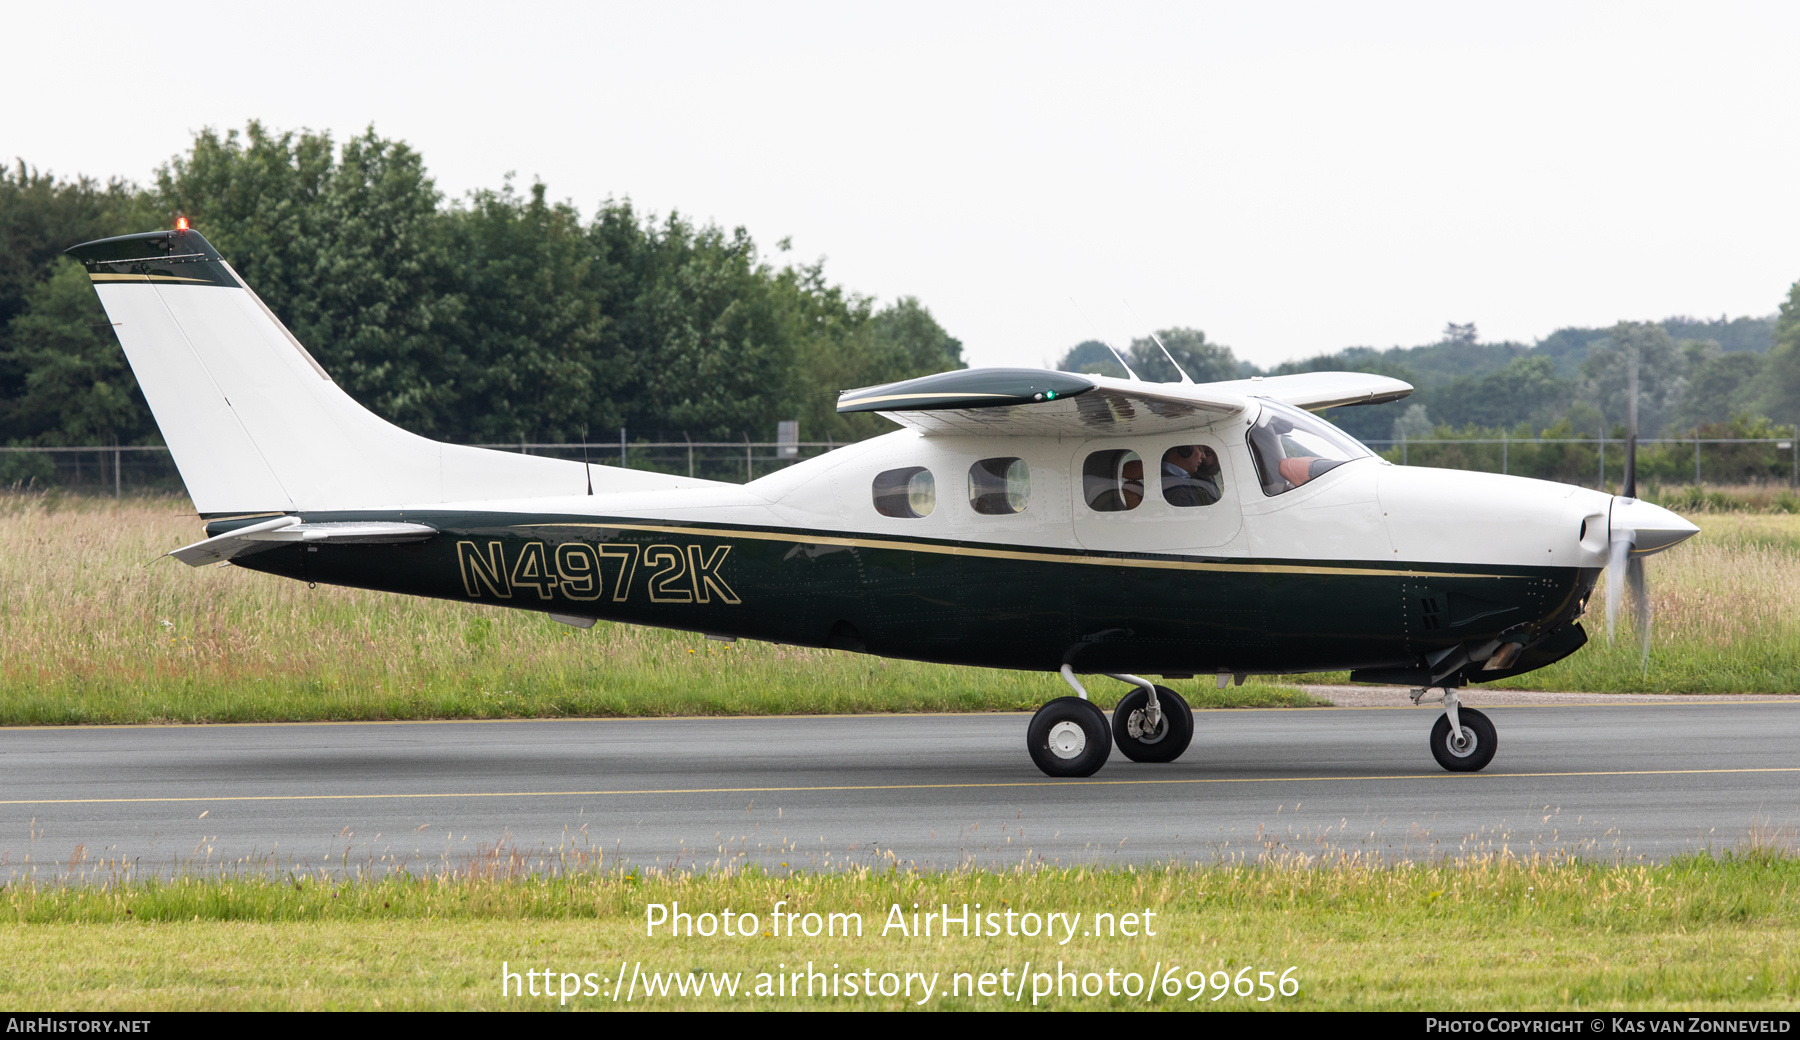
[1245,400,1372,496]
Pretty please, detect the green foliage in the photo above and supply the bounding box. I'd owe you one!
[1056,328,1240,387]
[1126,327,1238,383]
[1578,321,1688,436]
[1758,280,1800,426]
[1428,355,1570,432]
[1,259,150,445]
[0,124,964,450]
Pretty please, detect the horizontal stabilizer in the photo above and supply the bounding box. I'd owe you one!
[169,516,437,567]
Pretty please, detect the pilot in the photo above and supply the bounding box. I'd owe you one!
[1162,445,1221,506]
[1277,455,1333,487]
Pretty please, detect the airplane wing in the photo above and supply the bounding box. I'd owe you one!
[1203,371,1414,411]
[838,367,1411,436]
[168,516,437,566]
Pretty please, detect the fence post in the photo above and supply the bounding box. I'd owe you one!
[744,434,752,482]
[113,442,121,498]
[1401,430,1407,466]
[1694,430,1701,485]
[1502,431,1508,475]
[619,427,627,468]
[685,433,694,478]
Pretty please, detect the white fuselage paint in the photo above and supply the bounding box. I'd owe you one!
[389,412,1630,573]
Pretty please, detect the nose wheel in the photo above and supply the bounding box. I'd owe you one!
[1414,687,1498,772]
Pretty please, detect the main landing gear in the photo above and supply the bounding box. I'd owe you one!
[1027,668,1196,777]
[1412,686,1497,772]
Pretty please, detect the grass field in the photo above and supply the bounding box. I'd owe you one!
[2,851,1796,1010]
[0,492,1793,729]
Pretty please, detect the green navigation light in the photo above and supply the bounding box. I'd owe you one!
[1045,390,1057,400]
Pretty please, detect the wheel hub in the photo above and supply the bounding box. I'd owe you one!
[1126,708,1168,743]
[1047,720,1087,759]
[1443,726,1478,758]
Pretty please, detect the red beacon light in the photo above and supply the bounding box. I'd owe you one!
[175,217,189,231]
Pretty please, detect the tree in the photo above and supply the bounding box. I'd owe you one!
[0,258,151,445]
[1126,328,1238,383]
[1577,321,1687,436]
[1057,340,1126,377]
[1429,356,1572,431]
[1758,279,1800,425]
[1677,348,1764,429]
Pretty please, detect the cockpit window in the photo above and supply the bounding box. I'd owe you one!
[969,457,1030,515]
[1245,400,1371,496]
[1082,450,1143,512]
[873,467,936,518]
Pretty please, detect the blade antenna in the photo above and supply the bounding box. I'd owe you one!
[1068,297,1140,382]
[580,425,594,496]
[1124,300,1193,383]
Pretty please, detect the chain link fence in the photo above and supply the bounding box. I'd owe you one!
[0,438,850,495]
[6,432,1798,495]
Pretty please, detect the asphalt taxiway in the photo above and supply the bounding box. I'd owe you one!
[2,699,1796,876]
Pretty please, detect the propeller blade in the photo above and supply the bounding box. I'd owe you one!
[1622,432,1637,499]
[1627,554,1650,670]
[1605,532,1631,641]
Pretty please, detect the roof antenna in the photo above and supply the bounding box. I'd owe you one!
[1124,299,1192,383]
[580,425,594,496]
[1067,297,1140,381]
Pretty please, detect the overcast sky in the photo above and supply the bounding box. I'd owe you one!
[9,2,1799,369]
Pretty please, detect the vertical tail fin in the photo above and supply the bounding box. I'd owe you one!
[69,227,712,514]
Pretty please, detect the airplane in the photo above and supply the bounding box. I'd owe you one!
[68,223,1700,778]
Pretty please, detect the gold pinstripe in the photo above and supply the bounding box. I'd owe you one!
[528,521,1517,579]
[88,273,217,284]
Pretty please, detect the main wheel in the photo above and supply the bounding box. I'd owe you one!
[1429,707,1497,772]
[1111,686,1194,763]
[1027,697,1112,777]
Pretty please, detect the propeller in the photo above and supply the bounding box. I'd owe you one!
[1602,349,1694,669]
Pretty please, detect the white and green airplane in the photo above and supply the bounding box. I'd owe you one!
[69,224,1698,778]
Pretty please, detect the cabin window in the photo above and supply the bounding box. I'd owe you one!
[1245,400,1372,496]
[1159,445,1224,507]
[872,466,936,518]
[1082,450,1144,512]
[968,457,1030,515]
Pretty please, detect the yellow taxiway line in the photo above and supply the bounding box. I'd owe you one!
[4,766,1798,808]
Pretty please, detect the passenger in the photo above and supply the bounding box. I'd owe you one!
[1162,445,1221,506]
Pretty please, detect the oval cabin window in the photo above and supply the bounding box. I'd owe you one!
[968,457,1030,515]
[1082,449,1143,512]
[872,467,936,518]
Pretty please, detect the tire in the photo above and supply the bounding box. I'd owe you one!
[1027,697,1112,778]
[1111,686,1195,763]
[1430,707,1497,772]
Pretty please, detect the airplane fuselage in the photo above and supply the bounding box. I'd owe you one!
[224,423,1610,684]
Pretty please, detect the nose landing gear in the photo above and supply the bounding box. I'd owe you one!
[1413,687,1498,772]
